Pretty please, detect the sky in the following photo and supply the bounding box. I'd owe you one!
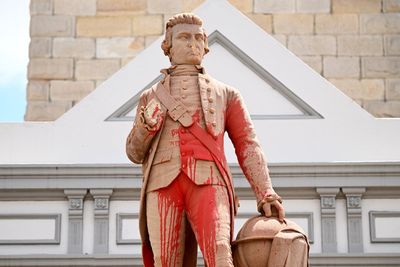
[0,0,30,122]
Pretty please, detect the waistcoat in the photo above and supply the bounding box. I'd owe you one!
[146,66,224,192]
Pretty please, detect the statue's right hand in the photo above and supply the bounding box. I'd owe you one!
[141,99,163,131]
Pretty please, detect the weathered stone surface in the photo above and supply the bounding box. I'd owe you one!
[50,80,95,101]
[97,37,144,58]
[387,79,400,100]
[329,79,385,100]
[361,14,400,34]
[183,0,204,12]
[148,0,183,14]
[316,14,359,34]
[332,0,382,13]
[54,0,96,15]
[29,38,52,58]
[385,35,400,55]
[362,56,400,78]
[75,59,120,80]
[77,17,131,37]
[363,100,400,117]
[296,0,330,13]
[300,56,322,74]
[27,81,50,101]
[274,14,313,34]
[228,0,253,13]
[272,34,287,47]
[28,58,73,79]
[53,38,95,58]
[132,15,163,36]
[246,13,273,33]
[145,35,160,48]
[324,57,360,78]
[97,0,146,14]
[338,35,383,56]
[25,101,72,121]
[254,0,296,13]
[121,57,134,66]
[383,0,400,12]
[288,35,336,56]
[30,15,74,37]
[30,0,52,15]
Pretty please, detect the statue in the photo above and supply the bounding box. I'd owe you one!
[126,13,292,267]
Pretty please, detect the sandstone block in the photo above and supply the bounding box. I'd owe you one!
[316,14,358,34]
[361,14,400,34]
[97,37,144,58]
[324,56,360,78]
[30,0,52,15]
[296,0,330,13]
[272,34,287,47]
[30,15,74,37]
[362,56,400,78]
[148,0,183,14]
[246,14,273,33]
[329,79,384,100]
[300,56,322,74]
[28,58,73,79]
[132,15,163,36]
[29,38,52,58]
[385,35,400,55]
[386,79,400,100]
[54,0,96,15]
[332,0,382,13]
[50,80,95,101]
[273,14,313,34]
[27,81,50,101]
[363,100,400,117]
[228,0,253,13]
[383,0,400,12]
[53,38,95,58]
[75,59,120,80]
[254,0,296,13]
[97,0,146,14]
[183,0,205,12]
[145,35,161,48]
[25,101,72,121]
[77,17,131,37]
[338,35,383,56]
[288,35,336,56]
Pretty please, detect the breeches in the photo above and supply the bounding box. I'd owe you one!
[146,172,233,267]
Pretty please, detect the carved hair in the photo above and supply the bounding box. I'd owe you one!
[161,13,209,58]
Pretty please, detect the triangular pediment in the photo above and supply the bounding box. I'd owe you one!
[107,31,322,121]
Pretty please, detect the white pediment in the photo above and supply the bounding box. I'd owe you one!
[0,0,399,165]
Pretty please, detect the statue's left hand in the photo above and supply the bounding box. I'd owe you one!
[259,193,285,222]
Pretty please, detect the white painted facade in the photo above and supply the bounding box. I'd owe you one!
[0,1,399,266]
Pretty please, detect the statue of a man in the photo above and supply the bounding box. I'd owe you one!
[126,13,284,267]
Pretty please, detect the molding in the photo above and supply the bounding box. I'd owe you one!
[116,213,140,245]
[369,211,400,243]
[105,30,322,122]
[0,254,400,267]
[0,214,61,245]
[285,212,314,244]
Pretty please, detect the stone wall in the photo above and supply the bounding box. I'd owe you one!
[26,0,400,120]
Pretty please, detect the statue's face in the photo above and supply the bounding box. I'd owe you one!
[170,23,205,65]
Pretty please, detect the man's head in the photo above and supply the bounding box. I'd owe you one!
[162,13,209,65]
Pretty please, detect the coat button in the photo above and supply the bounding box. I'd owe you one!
[205,79,210,83]
[208,97,213,103]
[182,94,187,99]
[212,122,217,127]
[207,87,211,92]
[209,108,215,114]
[182,87,187,90]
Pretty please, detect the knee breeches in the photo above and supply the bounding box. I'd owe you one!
[146,172,233,267]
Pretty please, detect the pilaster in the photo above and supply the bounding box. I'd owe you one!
[342,187,366,253]
[64,189,87,254]
[317,187,340,253]
[90,189,113,254]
